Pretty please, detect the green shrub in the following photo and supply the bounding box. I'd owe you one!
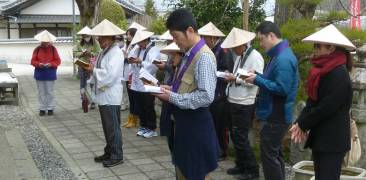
[149,16,167,35]
[98,0,127,30]
[339,27,366,46]
[317,11,348,24]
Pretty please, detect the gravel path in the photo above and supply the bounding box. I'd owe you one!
[0,105,76,180]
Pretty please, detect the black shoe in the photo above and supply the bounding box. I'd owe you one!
[39,110,46,116]
[219,153,227,161]
[227,166,245,175]
[48,110,53,116]
[94,154,110,163]
[102,159,123,167]
[237,173,259,180]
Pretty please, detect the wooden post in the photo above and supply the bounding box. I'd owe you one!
[242,0,249,30]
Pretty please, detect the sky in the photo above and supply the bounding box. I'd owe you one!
[131,0,276,16]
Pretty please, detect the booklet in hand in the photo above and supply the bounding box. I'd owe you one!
[74,59,89,69]
[216,71,227,78]
[152,59,167,64]
[144,85,162,93]
[139,68,159,86]
[237,68,250,79]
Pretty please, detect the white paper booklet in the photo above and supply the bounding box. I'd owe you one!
[139,68,159,85]
[236,68,250,78]
[144,85,162,93]
[216,71,227,78]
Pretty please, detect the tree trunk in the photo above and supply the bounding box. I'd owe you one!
[242,0,249,30]
[75,0,100,27]
[274,0,303,27]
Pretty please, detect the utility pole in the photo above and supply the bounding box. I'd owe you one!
[72,0,77,76]
[242,0,249,30]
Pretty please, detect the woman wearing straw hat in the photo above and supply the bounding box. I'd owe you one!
[220,27,264,180]
[198,22,234,161]
[75,26,100,111]
[121,27,140,128]
[31,30,61,116]
[84,19,125,167]
[128,30,161,138]
[290,24,354,180]
[157,42,183,153]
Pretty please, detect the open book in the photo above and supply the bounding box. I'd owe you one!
[74,59,89,69]
[237,68,250,79]
[144,85,163,93]
[139,68,159,86]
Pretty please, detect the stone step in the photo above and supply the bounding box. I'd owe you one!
[2,126,42,180]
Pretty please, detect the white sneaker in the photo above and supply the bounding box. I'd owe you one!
[143,129,158,138]
[137,127,147,136]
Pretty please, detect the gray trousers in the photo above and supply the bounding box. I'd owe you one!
[99,105,123,160]
[36,80,56,111]
[260,121,289,180]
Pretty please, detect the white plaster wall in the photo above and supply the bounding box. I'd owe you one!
[21,0,80,15]
[10,29,18,39]
[0,29,7,39]
[0,42,74,65]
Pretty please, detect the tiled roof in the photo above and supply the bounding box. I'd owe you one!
[9,15,80,23]
[0,36,73,44]
[116,0,144,15]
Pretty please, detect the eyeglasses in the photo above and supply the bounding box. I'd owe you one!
[313,44,321,49]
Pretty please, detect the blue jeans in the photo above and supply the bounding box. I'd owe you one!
[260,121,289,180]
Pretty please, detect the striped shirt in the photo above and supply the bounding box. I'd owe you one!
[169,52,217,109]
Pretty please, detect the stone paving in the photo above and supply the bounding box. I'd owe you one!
[18,74,236,180]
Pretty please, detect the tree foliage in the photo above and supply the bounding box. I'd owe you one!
[150,16,167,34]
[166,0,265,33]
[145,0,158,18]
[97,0,127,29]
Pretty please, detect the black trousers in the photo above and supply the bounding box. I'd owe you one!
[126,82,139,115]
[312,151,345,180]
[260,122,289,180]
[209,99,229,157]
[228,103,258,172]
[99,105,123,160]
[136,91,156,130]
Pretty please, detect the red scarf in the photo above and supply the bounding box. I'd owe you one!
[307,51,346,101]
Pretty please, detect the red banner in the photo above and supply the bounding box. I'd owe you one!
[350,0,361,30]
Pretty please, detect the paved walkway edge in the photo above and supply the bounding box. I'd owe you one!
[20,95,89,180]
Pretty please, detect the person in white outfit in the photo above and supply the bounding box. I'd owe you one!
[85,19,125,168]
[221,27,264,180]
[128,30,160,138]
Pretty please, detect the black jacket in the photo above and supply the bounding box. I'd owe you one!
[212,41,234,102]
[297,65,352,152]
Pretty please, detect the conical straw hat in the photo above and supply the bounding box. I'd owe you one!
[77,26,92,35]
[198,22,225,37]
[128,22,147,30]
[160,42,183,54]
[130,30,154,45]
[302,24,356,51]
[221,27,255,49]
[159,31,173,40]
[34,30,57,42]
[89,19,126,36]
